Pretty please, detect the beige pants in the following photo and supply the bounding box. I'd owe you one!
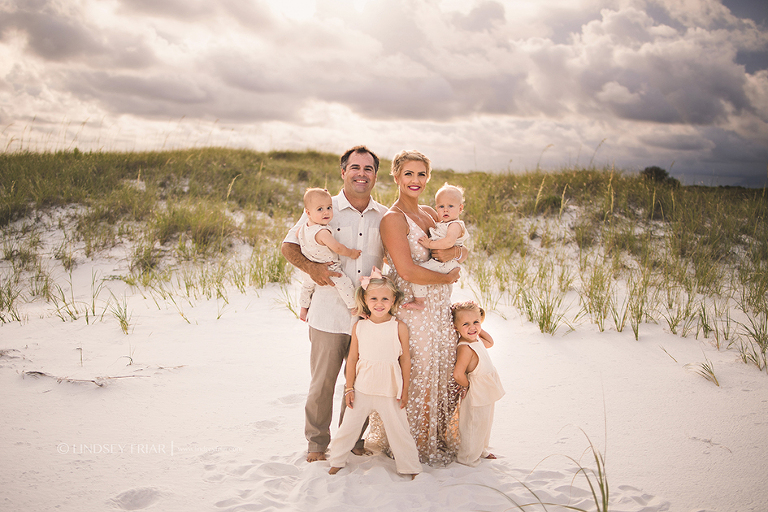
[457,390,495,467]
[328,391,422,475]
[305,327,365,453]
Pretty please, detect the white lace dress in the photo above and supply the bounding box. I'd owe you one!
[368,210,460,466]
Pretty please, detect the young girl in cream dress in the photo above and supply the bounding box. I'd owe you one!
[452,301,505,466]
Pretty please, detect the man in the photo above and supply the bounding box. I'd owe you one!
[282,145,387,462]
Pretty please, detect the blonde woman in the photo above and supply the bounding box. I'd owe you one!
[368,150,467,466]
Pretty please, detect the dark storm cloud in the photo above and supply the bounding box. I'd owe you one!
[0,1,157,68]
[2,0,766,186]
[63,70,300,121]
[639,132,712,151]
[703,126,768,163]
[1,9,100,61]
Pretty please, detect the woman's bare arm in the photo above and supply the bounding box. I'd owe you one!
[380,211,459,285]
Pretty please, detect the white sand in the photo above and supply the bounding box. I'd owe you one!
[2,256,767,512]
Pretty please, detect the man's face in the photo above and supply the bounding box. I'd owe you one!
[341,152,377,198]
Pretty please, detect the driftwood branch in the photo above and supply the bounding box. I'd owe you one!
[22,370,149,387]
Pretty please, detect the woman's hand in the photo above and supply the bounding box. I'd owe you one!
[431,246,466,263]
[399,388,409,409]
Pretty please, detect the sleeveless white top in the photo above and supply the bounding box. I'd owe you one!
[458,340,505,406]
[429,220,469,247]
[297,223,338,264]
[354,317,404,399]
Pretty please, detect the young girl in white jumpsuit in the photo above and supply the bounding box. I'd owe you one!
[328,269,422,478]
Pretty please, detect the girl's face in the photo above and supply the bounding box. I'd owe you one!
[395,160,429,200]
[365,284,395,320]
[454,309,482,341]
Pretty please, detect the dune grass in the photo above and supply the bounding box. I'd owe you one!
[2,147,767,374]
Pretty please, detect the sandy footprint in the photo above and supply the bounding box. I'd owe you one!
[109,487,165,510]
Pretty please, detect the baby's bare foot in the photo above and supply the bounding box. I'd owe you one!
[401,300,425,311]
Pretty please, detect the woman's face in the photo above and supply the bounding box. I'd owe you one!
[395,160,429,200]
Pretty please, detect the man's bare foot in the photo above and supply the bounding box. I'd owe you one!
[351,447,372,456]
[401,300,425,310]
[483,453,497,459]
[307,451,326,462]
[300,307,309,322]
[329,467,342,475]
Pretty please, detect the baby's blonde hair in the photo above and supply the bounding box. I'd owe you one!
[435,183,465,204]
[303,187,331,209]
[354,276,404,317]
[450,300,485,325]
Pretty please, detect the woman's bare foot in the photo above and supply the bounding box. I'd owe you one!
[328,467,342,475]
[307,451,326,462]
[483,453,497,459]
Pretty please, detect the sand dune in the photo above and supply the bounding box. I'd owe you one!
[2,259,767,511]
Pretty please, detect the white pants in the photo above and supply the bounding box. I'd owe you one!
[328,391,422,475]
[411,259,460,299]
[457,390,495,467]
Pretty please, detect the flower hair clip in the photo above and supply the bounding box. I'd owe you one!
[360,266,383,290]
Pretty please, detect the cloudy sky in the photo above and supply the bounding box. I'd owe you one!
[2,0,767,186]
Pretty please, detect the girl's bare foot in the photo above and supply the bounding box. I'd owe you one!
[329,467,342,475]
[484,453,497,459]
[307,451,326,462]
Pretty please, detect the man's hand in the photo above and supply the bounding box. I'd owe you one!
[282,242,342,286]
[307,261,342,287]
